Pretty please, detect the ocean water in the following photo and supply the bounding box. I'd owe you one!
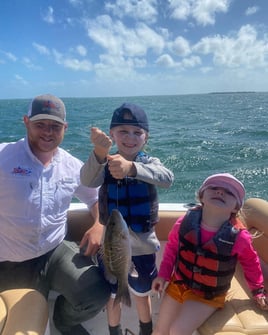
[1,92,268,204]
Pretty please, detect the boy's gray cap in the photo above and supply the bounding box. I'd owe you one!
[110,102,149,132]
[28,94,66,124]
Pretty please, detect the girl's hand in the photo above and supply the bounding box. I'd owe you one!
[254,294,268,311]
[152,276,166,298]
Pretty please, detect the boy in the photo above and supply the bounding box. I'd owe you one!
[80,102,174,335]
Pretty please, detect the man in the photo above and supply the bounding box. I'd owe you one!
[0,94,110,335]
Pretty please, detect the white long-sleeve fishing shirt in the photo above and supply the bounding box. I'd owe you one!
[0,138,98,262]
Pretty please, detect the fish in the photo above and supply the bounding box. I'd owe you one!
[103,209,132,307]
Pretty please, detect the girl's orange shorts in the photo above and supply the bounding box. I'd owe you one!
[166,280,226,309]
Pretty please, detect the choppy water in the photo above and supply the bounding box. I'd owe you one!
[1,92,268,203]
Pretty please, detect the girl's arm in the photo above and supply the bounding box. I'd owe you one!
[157,216,184,281]
[234,229,268,310]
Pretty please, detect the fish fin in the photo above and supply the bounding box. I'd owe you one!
[114,285,131,307]
[97,245,104,258]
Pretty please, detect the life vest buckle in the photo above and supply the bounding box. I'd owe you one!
[196,249,205,256]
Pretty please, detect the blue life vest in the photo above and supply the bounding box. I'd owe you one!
[99,152,159,232]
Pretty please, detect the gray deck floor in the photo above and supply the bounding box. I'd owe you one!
[46,291,161,335]
[45,241,199,335]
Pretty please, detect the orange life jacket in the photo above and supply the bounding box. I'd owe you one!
[175,206,245,299]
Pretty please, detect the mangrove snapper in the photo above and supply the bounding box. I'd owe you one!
[103,209,132,307]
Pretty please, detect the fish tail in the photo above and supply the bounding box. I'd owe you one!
[114,285,131,307]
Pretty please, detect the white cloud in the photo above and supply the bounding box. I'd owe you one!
[155,54,176,67]
[169,0,191,21]
[245,6,259,16]
[22,57,42,70]
[193,24,268,68]
[200,66,213,73]
[52,49,92,71]
[169,0,230,26]
[182,55,201,67]
[135,23,165,54]
[155,53,201,70]
[192,0,230,25]
[0,51,17,62]
[171,36,191,57]
[63,58,92,71]
[14,75,28,85]
[42,6,55,24]
[33,43,50,55]
[86,15,165,58]
[94,54,137,79]
[32,42,91,72]
[69,0,82,7]
[105,0,158,23]
[76,45,87,56]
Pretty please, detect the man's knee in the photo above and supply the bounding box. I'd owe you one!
[57,262,110,312]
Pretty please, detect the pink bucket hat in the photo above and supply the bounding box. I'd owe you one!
[198,173,245,208]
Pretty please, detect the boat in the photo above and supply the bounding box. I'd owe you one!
[1,198,268,335]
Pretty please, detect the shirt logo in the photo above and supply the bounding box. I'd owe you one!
[12,166,32,176]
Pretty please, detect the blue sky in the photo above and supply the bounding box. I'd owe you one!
[1,0,268,99]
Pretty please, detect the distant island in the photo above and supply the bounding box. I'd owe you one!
[208,91,256,94]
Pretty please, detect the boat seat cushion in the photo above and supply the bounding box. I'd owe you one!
[0,296,7,334]
[198,264,268,335]
[241,197,268,264]
[199,197,268,335]
[0,289,48,335]
[66,207,94,241]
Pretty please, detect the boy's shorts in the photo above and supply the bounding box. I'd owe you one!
[110,253,157,297]
[166,279,226,309]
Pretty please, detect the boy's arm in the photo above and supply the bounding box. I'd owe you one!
[107,154,174,188]
[133,156,174,188]
[80,152,106,187]
[91,127,112,163]
[80,127,112,187]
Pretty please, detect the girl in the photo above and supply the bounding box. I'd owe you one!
[152,173,268,335]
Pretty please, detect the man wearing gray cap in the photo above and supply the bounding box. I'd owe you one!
[0,94,110,335]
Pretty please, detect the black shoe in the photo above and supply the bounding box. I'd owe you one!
[109,324,123,335]
[59,324,90,335]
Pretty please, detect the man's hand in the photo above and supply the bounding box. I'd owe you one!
[79,222,104,256]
